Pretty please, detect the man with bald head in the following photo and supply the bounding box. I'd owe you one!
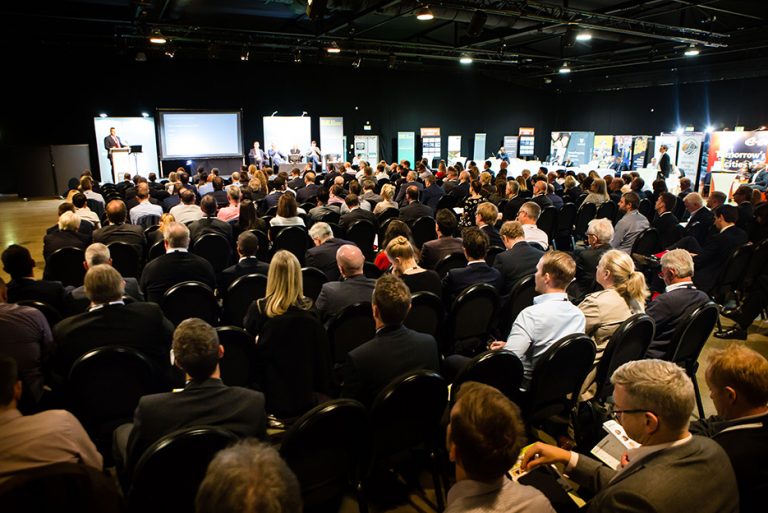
[314,244,376,321]
[93,199,146,253]
[531,180,553,210]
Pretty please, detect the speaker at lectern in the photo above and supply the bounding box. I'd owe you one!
[110,147,131,183]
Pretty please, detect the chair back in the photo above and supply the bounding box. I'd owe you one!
[161,281,219,326]
[404,291,444,336]
[46,247,86,287]
[15,300,62,328]
[524,334,596,425]
[450,350,524,406]
[412,216,437,249]
[247,230,271,262]
[280,399,367,510]
[86,198,106,222]
[631,227,659,255]
[137,215,161,230]
[128,427,238,513]
[434,252,468,278]
[377,207,400,226]
[710,243,753,299]
[485,245,505,266]
[445,283,499,354]
[326,222,345,238]
[301,267,328,301]
[573,203,597,240]
[346,220,377,261]
[596,201,617,222]
[593,314,655,401]
[191,233,233,273]
[216,326,258,388]
[107,241,142,277]
[638,198,654,222]
[498,274,537,339]
[147,240,165,261]
[362,261,383,279]
[554,202,578,250]
[669,302,719,374]
[327,302,376,363]
[742,238,768,291]
[537,206,558,242]
[273,226,310,265]
[320,211,341,225]
[222,274,267,327]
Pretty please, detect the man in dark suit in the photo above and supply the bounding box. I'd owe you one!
[690,205,749,293]
[305,222,355,282]
[572,218,613,299]
[216,232,270,294]
[502,180,528,221]
[658,144,672,179]
[398,186,432,225]
[314,244,376,321]
[52,264,173,383]
[442,167,460,195]
[104,127,124,174]
[681,193,713,247]
[340,274,440,408]
[645,249,711,359]
[248,140,266,169]
[421,173,444,213]
[530,180,553,210]
[188,195,233,246]
[118,317,267,474]
[295,172,319,204]
[394,171,424,207]
[42,211,91,262]
[475,202,503,248]
[654,192,682,249]
[733,185,755,234]
[139,222,216,303]
[286,167,304,191]
[308,187,341,222]
[264,177,287,210]
[522,359,738,513]
[2,244,70,314]
[493,221,544,296]
[448,171,471,201]
[678,177,693,201]
[420,209,463,270]
[339,194,378,232]
[92,199,146,254]
[442,227,503,303]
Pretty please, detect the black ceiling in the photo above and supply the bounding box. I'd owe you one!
[3,0,767,91]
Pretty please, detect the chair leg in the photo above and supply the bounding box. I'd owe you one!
[692,374,705,419]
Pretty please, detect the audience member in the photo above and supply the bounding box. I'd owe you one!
[399,185,432,224]
[314,245,376,321]
[475,202,502,248]
[572,218,613,298]
[217,232,270,294]
[610,192,649,253]
[270,193,305,228]
[493,220,544,296]
[680,192,713,246]
[189,195,234,245]
[442,227,503,302]
[459,181,485,228]
[386,236,442,296]
[531,180,554,210]
[296,172,319,204]
[421,173,444,212]
[93,199,146,253]
[42,211,90,261]
[129,183,163,225]
[71,192,101,228]
[420,209,463,269]
[218,184,242,221]
[373,183,398,216]
[308,187,340,221]
[305,222,355,282]
[168,188,202,224]
[654,191,681,249]
[46,201,94,237]
[339,193,377,231]
[516,201,548,250]
[2,244,69,313]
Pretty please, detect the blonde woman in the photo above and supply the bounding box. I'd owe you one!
[244,250,312,335]
[582,178,610,206]
[147,212,175,246]
[373,183,398,215]
[386,236,441,296]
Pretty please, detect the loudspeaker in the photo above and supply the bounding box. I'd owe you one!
[306,0,328,19]
[467,10,487,38]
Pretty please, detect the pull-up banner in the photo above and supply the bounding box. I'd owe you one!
[706,130,768,172]
[631,136,650,170]
[676,133,704,178]
[397,131,415,166]
[503,135,518,159]
[519,128,535,157]
[473,133,487,162]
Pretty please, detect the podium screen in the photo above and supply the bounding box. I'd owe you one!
[158,110,243,158]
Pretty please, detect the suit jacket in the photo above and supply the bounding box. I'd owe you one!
[103,134,123,151]
[189,217,233,245]
[398,201,433,225]
[503,196,527,220]
[264,190,285,210]
[683,207,713,247]
[443,262,503,303]
[658,152,672,178]
[42,230,90,261]
[570,436,738,513]
[421,184,444,212]
[547,193,564,210]
[645,284,710,359]
[572,244,611,299]
[394,181,424,206]
[65,278,144,315]
[737,201,755,234]
[51,302,174,381]
[139,251,217,303]
[7,278,69,314]
[296,183,319,203]
[305,238,355,281]
[693,225,748,293]
[449,181,470,200]
[420,237,463,269]
[287,177,304,191]
[341,325,440,408]
[480,225,503,248]
[315,274,376,321]
[339,207,378,232]
[92,224,146,252]
[653,211,682,249]
[162,195,181,213]
[531,194,553,210]
[126,378,266,468]
[216,257,270,294]
[493,242,543,295]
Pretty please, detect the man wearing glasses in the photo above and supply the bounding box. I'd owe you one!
[520,359,739,513]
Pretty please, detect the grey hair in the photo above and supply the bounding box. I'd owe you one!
[611,359,695,432]
[83,264,124,304]
[58,211,81,231]
[683,192,704,209]
[661,249,694,278]
[586,218,614,244]
[308,222,333,241]
[164,222,190,249]
[85,243,110,267]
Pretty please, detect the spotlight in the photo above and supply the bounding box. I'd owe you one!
[459,54,473,64]
[326,41,341,54]
[352,57,361,68]
[240,48,250,61]
[706,125,714,133]
[293,51,302,64]
[415,5,434,21]
[387,54,396,69]
[164,48,175,59]
[142,112,150,118]
[99,113,108,118]
[675,127,684,135]
[575,31,592,41]
[684,44,700,56]
[559,62,571,73]
[149,30,167,45]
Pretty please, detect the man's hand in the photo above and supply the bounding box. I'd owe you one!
[521,442,572,471]
[489,340,506,350]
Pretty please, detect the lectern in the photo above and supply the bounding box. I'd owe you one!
[110,147,131,183]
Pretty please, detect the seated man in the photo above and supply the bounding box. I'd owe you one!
[42,211,91,262]
[493,220,544,296]
[188,195,233,245]
[0,356,102,484]
[446,382,555,513]
[680,192,713,246]
[46,202,94,237]
[442,227,503,303]
[339,193,378,232]
[308,187,340,222]
[654,191,681,249]
[516,202,548,250]
[521,360,739,513]
[196,440,302,513]
[420,208,463,269]
[52,264,173,382]
[2,244,69,313]
[128,182,163,226]
[691,205,748,293]
[398,185,432,224]
[71,192,101,228]
[572,218,613,299]
[168,188,203,225]
[610,192,649,253]
[305,222,355,282]
[490,252,585,387]
[139,222,216,303]
[645,249,710,359]
[476,202,503,248]
[341,274,440,407]
[92,199,146,253]
[314,245,376,321]
[216,232,270,294]
[690,345,768,513]
[119,318,267,473]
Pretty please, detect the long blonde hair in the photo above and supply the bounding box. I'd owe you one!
[599,249,648,311]
[264,250,311,317]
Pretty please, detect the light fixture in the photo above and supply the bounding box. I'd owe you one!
[149,30,167,45]
[684,44,700,56]
[559,62,571,73]
[575,31,592,41]
[326,41,341,54]
[352,56,361,68]
[675,126,684,135]
[240,48,250,61]
[415,5,434,21]
[293,50,302,64]
[135,51,147,62]
[142,112,150,118]
[706,125,715,133]
[164,48,175,59]
[99,113,108,118]
[387,53,396,69]
[459,54,473,64]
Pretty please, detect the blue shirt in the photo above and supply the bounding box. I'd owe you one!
[503,292,586,387]
[610,209,649,253]
[129,201,163,225]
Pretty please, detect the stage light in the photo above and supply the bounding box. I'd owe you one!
[352,57,361,68]
[135,51,147,62]
[164,48,175,59]
[293,51,302,64]
[306,0,328,20]
[675,127,684,135]
[575,31,592,41]
[326,41,341,54]
[706,125,714,133]
[415,5,434,21]
[149,30,167,45]
[240,48,250,61]
[99,113,108,118]
[559,62,571,73]
[684,45,700,56]
[387,54,396,69]
[142,112,150,118]
[459,54,473,64]
[186,160,193,165]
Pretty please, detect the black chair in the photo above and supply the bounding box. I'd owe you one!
[327,302,376,364]
[87,198,106,222]
[280,399,368,513]
[15,300,62,328]
[192,233,233,273]
[708,242,753,300]
[320,211,341,225]
[67,346,156,464]
[147,240,165,261]
[300,201,316,212]
[449,349,524,406]
[346,220,377,261]
[411,216,437,249]
[364,371,448,512]
[631,227,660,256]
[136,214,161,230]
[592,314,655,402]
[485,245,505,266]
[326,221,345,238]
[444,283,499,356]
[573,202,597,241]
[247,229,271,262]
[302,267,328,302]
[45,247,86,287]
[222,273,267,327]
[537,206,558,244]
[739,238,768,299]
[497,274,537,339]
[107,241,142,278]
[668,302,719,418]
[554,202,577,250]
[596,201,617,222]
[523,334,596,426]
[404,291,444,337]
[435,194,457,211]
[362,261,382,279]
[638,198,654,222]
[128,427,238,513]
[216,326,258,388]
[144,224,160,238]
[434,252,468,278]
[376,216,396,243]
[273,226,309,265]
[376,207,400,227]
[161,281,219,326]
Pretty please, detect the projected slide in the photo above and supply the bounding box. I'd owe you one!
[159,111,243,158]
[263,116,311,157]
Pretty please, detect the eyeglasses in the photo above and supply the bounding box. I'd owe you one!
[606,403,654,421]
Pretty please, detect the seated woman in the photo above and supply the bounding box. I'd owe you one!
[459,180,484,228]
[373,183,398,216]
[237,199,267,236]
[581,178,610,207]
[374,219,414,271]
[269,193,305,229]
[386,236,442,296]
[147,212,175,246]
